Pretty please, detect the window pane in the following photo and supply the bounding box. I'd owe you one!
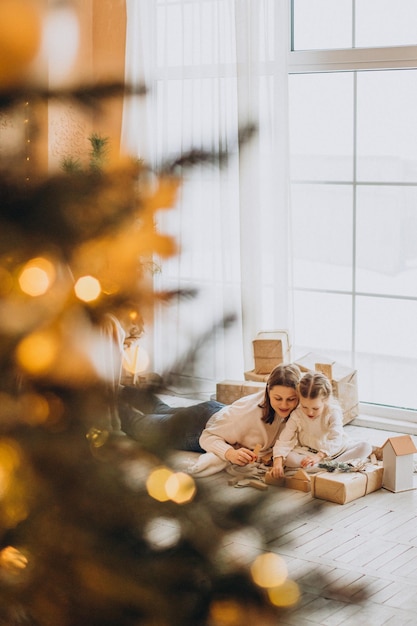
[292,0,352,50]
[356,186,417,296]
[293,292,352,353]
[356,297,417,408]
[357,70,417,183]
[356,0,417,48]
[289,73,353,181]
[292,184,353,291]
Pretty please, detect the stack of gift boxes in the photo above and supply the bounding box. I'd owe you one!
[216,331,291,404]
[216,331,359,426]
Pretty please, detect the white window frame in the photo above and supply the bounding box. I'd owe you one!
[288,41,417,433]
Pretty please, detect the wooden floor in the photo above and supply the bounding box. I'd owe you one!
[189,423,417,626]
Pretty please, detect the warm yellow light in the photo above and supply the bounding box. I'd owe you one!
[16,331,58,374]
[86,428,109,449]
[19,257,55,296]
[74,276,101,302]
[0,546,28,574]
[19,267,49,296]
[165,472,196,504]
[146,467,173,502]
[250,552,288,589]
[267,579,300,607]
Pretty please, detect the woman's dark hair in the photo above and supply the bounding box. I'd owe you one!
[259,363,301,424]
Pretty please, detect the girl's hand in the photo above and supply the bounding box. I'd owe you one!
[300,455,320,468]
[225,447,257,466]
[270,458,285,478]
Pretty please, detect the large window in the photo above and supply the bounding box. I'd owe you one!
[289,1,417,416]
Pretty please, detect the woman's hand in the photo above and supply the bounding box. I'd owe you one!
[225,447,257,466]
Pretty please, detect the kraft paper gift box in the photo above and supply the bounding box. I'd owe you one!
[253,330,291,375]
[310,464,384,504]
[216,380,266,405]
[244,370,270,382]
[294,352,359,425]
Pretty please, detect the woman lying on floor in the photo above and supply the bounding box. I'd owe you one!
[118,363,301,476]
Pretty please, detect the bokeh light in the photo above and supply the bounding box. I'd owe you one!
[18,257,55,296]
[16,330,58,375]
[143,517,182,550]
[250,552,288,589]
[165,472,196,504]
[74,275,101,302]
[146,467,174,502]
[267,579,300,608]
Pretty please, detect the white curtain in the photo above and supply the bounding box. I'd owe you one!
[122,0,292,394]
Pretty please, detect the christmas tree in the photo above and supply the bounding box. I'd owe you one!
[0,2,298,624]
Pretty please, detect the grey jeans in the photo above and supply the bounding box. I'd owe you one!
[118,385,225,452]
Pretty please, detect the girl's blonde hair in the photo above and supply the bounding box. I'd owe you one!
[298,370,332,400]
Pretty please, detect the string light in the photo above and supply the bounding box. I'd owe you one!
[24,100,31,184]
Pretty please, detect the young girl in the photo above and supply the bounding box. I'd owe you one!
[270,370,372,479]
[119,363,302,476]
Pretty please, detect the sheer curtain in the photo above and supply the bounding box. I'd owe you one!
[122,0,292,393]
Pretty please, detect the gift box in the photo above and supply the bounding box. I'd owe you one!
[216,380,266,405]
[253,330,291,374]
[244,370,270,382]
[294,352,359,425]
[310,464,383,504]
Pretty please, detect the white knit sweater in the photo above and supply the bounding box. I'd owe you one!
[273,402,348,459]
[199,391,286,461]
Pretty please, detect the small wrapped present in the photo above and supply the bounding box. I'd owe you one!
[310,464,383,504]
[216,380,266,405]
[294,352,359,425]
[253,330,291,374]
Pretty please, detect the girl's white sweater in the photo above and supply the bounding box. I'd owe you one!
[273,402,348,459]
